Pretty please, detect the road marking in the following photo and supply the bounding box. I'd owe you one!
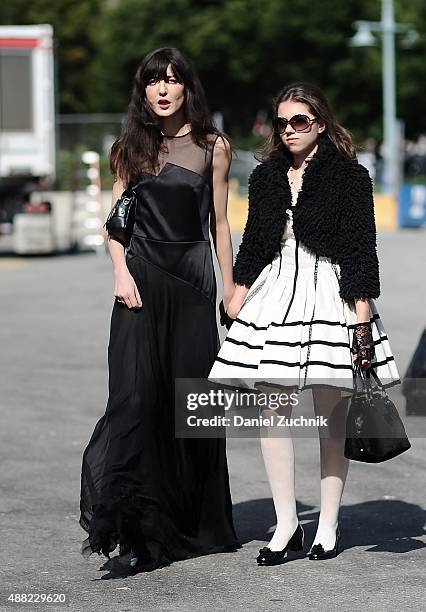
[0,258,26,269]
[228,194,398,231]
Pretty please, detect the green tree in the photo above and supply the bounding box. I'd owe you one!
[93,0,425,141]
[1,0,103,112]
[2,0,425,141]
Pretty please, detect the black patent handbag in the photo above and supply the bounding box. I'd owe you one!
[104,187,137,246]
[344,361,411,463]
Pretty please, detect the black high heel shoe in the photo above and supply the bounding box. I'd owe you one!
[307,526,342,560]
[257,523,304,566]
[129,545,160,573]
[129,553,160,573]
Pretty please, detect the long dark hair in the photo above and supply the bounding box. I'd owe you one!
[110,47,226,184]
[260,82,356,160]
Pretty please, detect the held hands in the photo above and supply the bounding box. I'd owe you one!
[226,294,244,320]
[219,292,244,330]
[351,321,375,369]
[219,300,234,330]
[114,267,143,309]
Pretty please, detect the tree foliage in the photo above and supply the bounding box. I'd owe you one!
[2,0,425,140]
[1,0,102,112]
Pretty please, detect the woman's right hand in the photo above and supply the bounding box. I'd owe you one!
[226,283,250,320]
[226,295,244,320]
[114,266,143,309]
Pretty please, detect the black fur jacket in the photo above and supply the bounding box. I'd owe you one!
[233,135,380,302]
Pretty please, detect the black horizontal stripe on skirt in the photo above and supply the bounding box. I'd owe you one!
[214,354,395,371]
[234,312,380,331]
[224,337,264,349]
[224,334,389,351]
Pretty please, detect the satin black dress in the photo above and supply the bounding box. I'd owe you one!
[80,131,239,569]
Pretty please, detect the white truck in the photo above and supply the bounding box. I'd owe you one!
[0,24,56,253]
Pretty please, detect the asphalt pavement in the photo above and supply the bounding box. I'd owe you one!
[0,228,425,612]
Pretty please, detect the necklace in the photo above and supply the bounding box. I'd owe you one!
[288,155,314,189]
[162,129,192,139]
[288,155,314,208]
[161,123,192,138]
[289,154,314,172]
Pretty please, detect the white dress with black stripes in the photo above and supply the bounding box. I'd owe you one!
[209,193,401,394]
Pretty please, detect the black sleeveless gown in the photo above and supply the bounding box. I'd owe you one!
[79,131,239,569]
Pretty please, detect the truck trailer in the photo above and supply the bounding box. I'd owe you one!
[0,24,56,253]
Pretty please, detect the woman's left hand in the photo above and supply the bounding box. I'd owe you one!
[351,321,375,368]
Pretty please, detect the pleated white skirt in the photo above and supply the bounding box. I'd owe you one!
[209,207,401,393]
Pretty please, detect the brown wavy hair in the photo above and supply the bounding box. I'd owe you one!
[259,82,356,161]
[110,47,227,185]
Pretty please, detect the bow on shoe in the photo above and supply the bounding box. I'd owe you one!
[307,527,341,560]
[309,543,325,554]
[256,546,287,566]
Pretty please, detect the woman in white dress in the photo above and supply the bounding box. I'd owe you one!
[209,83,401,565]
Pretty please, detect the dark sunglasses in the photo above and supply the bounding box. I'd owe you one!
[272,114,318,134]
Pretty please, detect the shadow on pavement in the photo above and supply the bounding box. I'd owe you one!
[88,498,424,579]
[233,498,426,553]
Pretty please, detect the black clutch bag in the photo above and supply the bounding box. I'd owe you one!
[344,361,411,463]
[219,300,235,330]
[104,187,137,246]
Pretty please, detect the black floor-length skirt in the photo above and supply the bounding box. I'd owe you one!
[80,254,239,567]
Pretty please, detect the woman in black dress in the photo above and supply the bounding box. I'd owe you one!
[79,47,239,572]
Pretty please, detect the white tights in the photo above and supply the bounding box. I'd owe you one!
[259,386,350,551]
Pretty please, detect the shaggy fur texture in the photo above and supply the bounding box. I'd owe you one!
[233,134,380,302]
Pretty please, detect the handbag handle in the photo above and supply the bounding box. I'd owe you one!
[362,363,386,392]
[353,360,373,399]
[353,359,385,398]
[366,366,385,389]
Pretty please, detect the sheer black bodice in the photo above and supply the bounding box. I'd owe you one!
[127,131,218,303]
